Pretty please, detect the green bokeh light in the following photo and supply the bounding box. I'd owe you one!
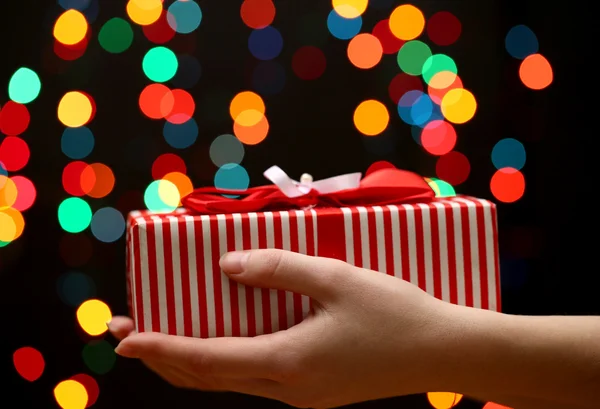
[8,67,41,104]
[98,18,134,54]
[0,240,9,248]
[144,180,177,213]
[142,47,178,83]
[82,340,116,375]
[58,197,93,233]
[397,41,432,76]
[429,178,457,197]
[422,54,458,85]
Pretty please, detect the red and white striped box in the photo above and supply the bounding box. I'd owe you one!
[125,196,500,338]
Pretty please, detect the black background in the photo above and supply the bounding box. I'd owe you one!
[1,1,597,408]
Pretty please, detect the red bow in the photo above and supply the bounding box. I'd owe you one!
[181,166,435,214]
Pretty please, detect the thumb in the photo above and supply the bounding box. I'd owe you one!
[219,249,349,301]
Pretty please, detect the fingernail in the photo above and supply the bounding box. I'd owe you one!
[106,320,115,332]
[219,251,250,274]
[115,343,137,358]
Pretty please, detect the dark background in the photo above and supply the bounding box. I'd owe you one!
[1,0,596,408]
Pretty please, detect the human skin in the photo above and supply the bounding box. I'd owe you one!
[110,249,600,409]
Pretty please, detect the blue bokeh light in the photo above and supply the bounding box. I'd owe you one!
[248,26,284,61]
[398,90,434,126]
[56,271,96,307]
[90,207,126,243]
[505,25,539,60]
[210,134,245,167]
[491,138,526,170]
[163,118,198,149]
[167,0,203,34]
[327,10,362,40]
[61,127,95,160]
[214,163,250,196]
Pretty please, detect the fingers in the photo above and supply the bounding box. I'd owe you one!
[107,316,136,340]
[220,248,350,301]
[115,331,282,379]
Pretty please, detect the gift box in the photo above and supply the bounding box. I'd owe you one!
[125,166,500,338]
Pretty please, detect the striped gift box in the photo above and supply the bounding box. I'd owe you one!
[125,196,500,338]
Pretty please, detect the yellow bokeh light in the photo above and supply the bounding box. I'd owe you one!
[230,91,265,124]
[76,299,112,336]
[441,88,477,124]
[53,9,88,45]
[126,0,163,26]
[0,176,17,210]
[163,172,194,205]
[424,177,442,197]
[429,71,459,90]
[389,4,425,41]
[427,392,463,409]
[0,208,24,242]
[58,92,93,128]
[353,99,389,136]
[54,380,88,409]
[332,0,368,19]
[158,179,181,207]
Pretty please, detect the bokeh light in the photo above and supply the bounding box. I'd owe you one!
[491,168,526,203]
[82,340,116,375]
[0,101,30,136]
[210,134,245,167]
[70,374,99,408]
[422,54,457,88]
[54,379,88,409]
[167,0,203,34]
[1,176,18,209]
[398,90,434,127]
[241,0,276,29]
[427,11,461,46]
[145,179,179,212]
[0,136,30,172]
[389,73,423,104]
[389,4,425,41]
[163,89,195,124]
[354,100,389,136]
[98,18,134,53]
[10,176,37,212]
[347,33,383,69]
[332,0,368,19]
[152,153,187,180]
[483,403,513,409]
[519,54,553,90]
[214,163,250,192]
[57,272,96,307]
[142,10,176,44]
[61,127,95,159]
[441,88,477,124]
[292,46,327,80]
[0,207,25,242]
[248,26,284,60]
[163,172,194,204]
[139,83,172,119]
[8,67,42,104]
[372,19,405,54]
[13,346,45,382]
[505,25,538,59]
[436,151,470,185]
[76,299,112,336]
[82,163,115,199]
[126,0,163,26]
[58,197,92,233]
[252,61,286,95]
[54,9,88,46]
[426,177,456,198]
[428,73,463,104]
[91,207,126,243]
[397,40,432,76]
[421,120,457,155]
[143,47,178,83]
[163,118,198,149]
[58,92,94,128]
[492,138,526,170]
[427,392,463,409]
[230,91,265,124]
[327,10,362,40]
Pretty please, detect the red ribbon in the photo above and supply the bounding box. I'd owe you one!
[181,167,435,214]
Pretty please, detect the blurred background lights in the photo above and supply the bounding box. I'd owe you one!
[57,272,96,307]
[13,346,45,382]
[427,392,463,409]
[126,0,163,26]
[0,207,25,242]
[427,11,462,46]
[388,72,423,104]
[332,0,368,19]
[519,53,553,90]
[82,340,116,375]
[139,83,172,119]
[248,26,284,60]
[210,134,245,167]
[143,10,176,44]
[90,207,126,243]
[76,299,112,336]
[389,4,425,41]
[0,136,30,172]
[163,89,195,124]
[347,33,383,69]
[61,127,95,159]
[10,176,37,212]
[241,0,276,29]
[420,120,457,155]
[98,18,134,53]
[505,25,539,59]
[1,176,18,209]
[59,0,92,10]
[230,91,265,123]
[428,72,463,104]
[69,374,99,408]
[492,138,526,170]
[327,10,362,40]
[0,101,31,135]
[167,0,203,34]
[436,151,470,186]
[252,60,287,95]
[145,179,179,212]
[292,46,326,80]
[53,9,88,45]
[152,153,187,180]
[483,403,513,409]
[162,172,194,202]
[171,55,202,89]
[354,100,389,136]
[143,46,178,82]
[163,118,198,149]
[397,40,432,75]
[8,67,41,104]
[54,379,88,409]
[398,90,434,127]
[422,55,457,88]
[491,167,525,203]
[83,163,115,199]
[372,19,405,55]
[58,197,92,233]
[58,92,94,128]
[426,177,456,198]
[214,163,250,192]
[441,88,477,124]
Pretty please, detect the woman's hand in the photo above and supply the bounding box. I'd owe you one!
[110,249,455,408]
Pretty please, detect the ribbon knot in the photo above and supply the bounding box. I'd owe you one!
[181,165,435,215]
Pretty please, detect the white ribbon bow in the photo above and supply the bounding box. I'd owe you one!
[263,166,362,198]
